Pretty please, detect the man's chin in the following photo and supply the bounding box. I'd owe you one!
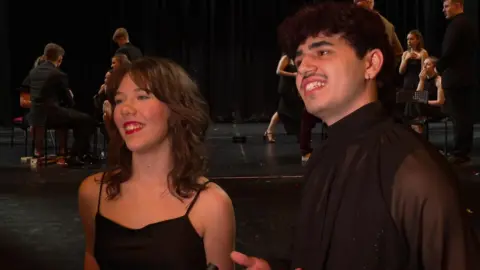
[304,104,324,119]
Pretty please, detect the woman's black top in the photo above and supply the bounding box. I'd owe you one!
[94,177,209,269]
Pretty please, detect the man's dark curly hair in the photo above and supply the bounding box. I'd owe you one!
[277,2,395,85]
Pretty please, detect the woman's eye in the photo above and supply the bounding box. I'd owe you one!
[138,95,150,100]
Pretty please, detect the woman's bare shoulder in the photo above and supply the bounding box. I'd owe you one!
[196,177,232,210]
[78,172,105,204]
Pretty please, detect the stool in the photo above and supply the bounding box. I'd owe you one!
[93,122,108,157]
[31,126,68,167]
[10,116,29,157]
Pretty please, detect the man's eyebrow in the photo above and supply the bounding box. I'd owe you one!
[309,40,334,49]
[296,40,334,56]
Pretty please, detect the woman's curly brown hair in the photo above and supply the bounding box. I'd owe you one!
[103,57,210,200]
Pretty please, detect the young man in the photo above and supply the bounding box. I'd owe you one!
[23,43,97,166]
[112,27,143,61]
[231,2,480,270]
[436,0,478,165]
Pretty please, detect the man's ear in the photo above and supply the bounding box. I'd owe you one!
[363,48,383,80]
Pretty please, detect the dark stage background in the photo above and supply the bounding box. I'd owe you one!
[1,0,479,126]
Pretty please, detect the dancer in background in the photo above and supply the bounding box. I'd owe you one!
[299,109,317,165]
[264,54,302,143]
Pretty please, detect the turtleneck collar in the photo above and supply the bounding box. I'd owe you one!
[327,101,389,141]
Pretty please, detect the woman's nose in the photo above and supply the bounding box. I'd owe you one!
[120,102,137,116]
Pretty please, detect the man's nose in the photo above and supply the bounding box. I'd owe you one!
[297,57,317,77]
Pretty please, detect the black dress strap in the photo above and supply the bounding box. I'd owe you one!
[97,172,106,213]
[185,181,211,215]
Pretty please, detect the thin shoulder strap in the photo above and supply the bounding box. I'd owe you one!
[97,172,106,213]
[185,181,211,215]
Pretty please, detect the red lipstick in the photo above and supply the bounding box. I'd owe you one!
[123,121,144,135]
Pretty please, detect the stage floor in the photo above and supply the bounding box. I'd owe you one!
[0,122,479,269]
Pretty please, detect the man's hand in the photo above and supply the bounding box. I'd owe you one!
[230,251,270,270]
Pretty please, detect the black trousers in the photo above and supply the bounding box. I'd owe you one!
[444,87,474,158]
[46,106,95,157]
[299,109,318,155]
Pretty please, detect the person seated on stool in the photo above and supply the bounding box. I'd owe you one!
[95,55,132,116]
[411,56,446,134]
[22,43,97,167]
[20,56,69,165]
[95,59,132,139]
[94,70,113,120]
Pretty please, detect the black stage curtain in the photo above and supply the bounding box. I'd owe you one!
[1,0,479,125]
[0,0,11,126]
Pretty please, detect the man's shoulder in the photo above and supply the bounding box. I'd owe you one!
[393,123,433,148]
[29,63,55,79]
[45,68,67,81]
[115,46,127,54]
[450,13,474,29]
[55,69,68,78]
[129,44,143,58]
[378,14,394,29]
[387,123,454,177]
[377,122,439,162]
[392,146,458,203]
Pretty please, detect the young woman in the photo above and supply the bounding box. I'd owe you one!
[79,57,236,269]
[399,30,429,91]
[411,56,446,134]
[264,53,301,143]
